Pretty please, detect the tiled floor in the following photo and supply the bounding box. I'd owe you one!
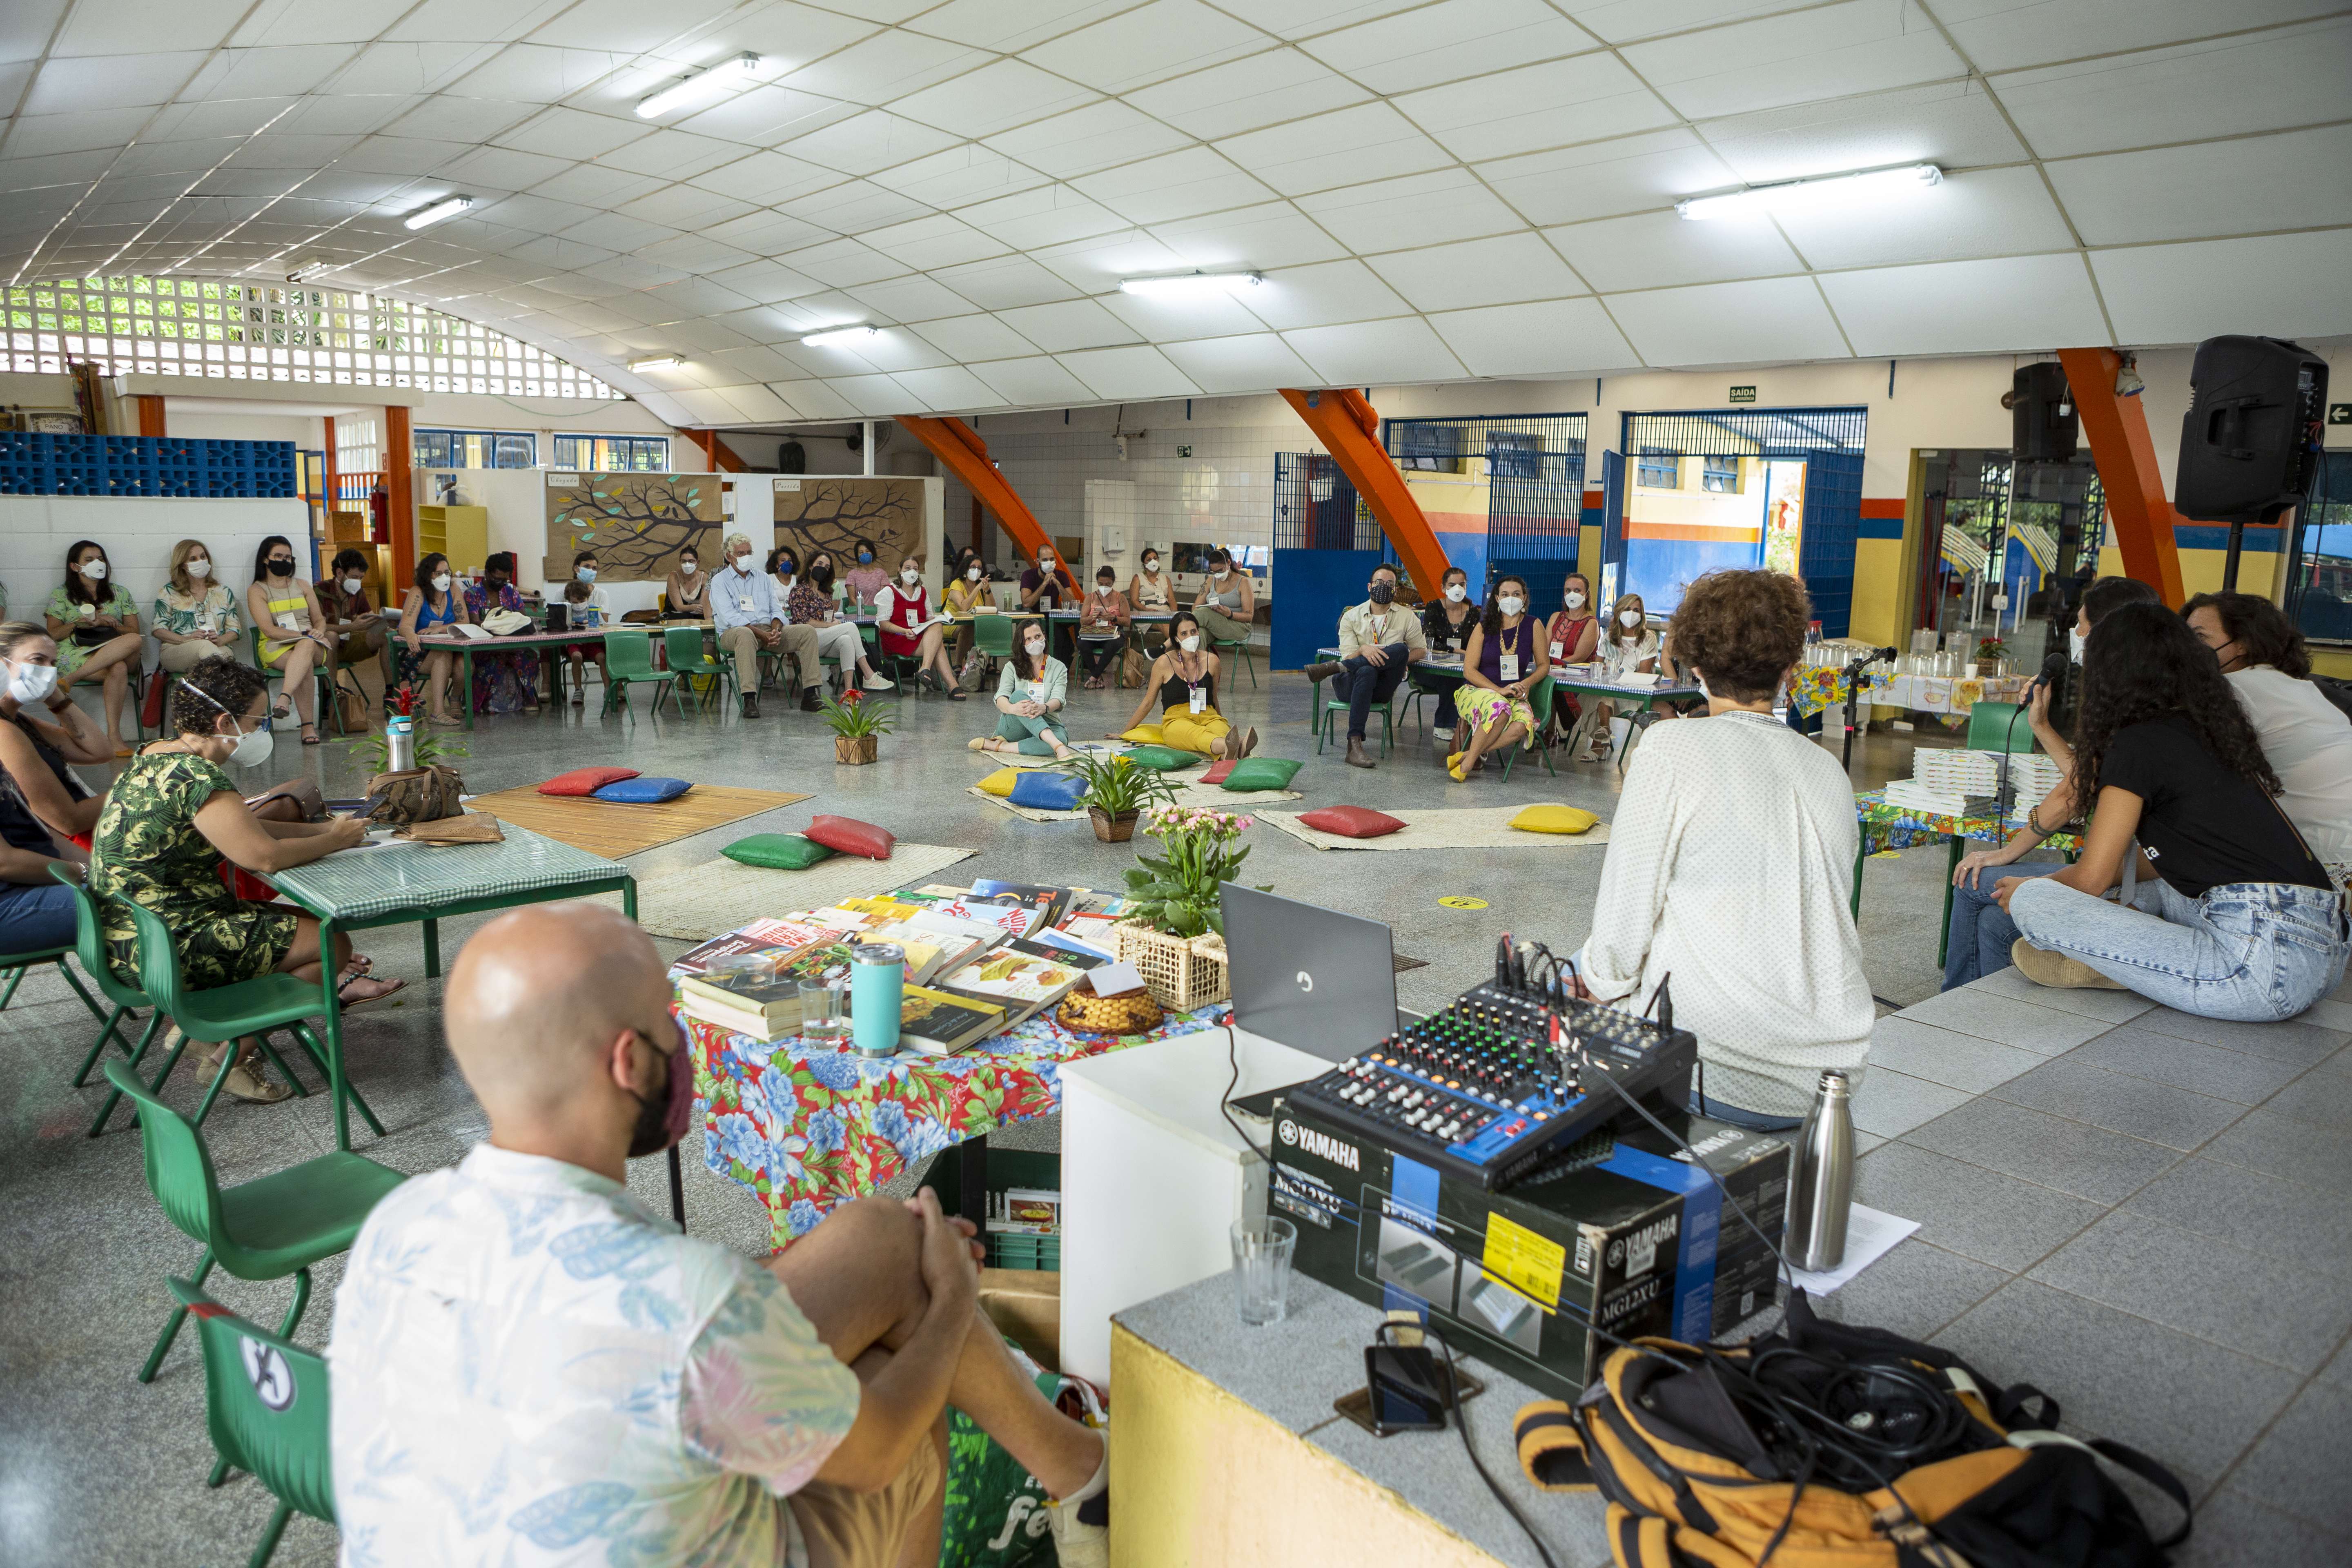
[4,663,2334,1563]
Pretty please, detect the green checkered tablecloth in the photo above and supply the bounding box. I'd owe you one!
[269,823,627,922]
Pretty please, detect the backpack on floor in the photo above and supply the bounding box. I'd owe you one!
[1515,1292,2189,1568]
[1119,645,1152,688]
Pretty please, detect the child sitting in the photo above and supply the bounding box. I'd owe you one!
[559,580,608,705]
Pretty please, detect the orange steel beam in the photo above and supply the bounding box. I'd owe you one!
[2055,347,2184,606]
[1278,388,1451,595]
[684,427,745,473]
[131,394,165,437]
[384,405,415,587]
[895,414,1072,586]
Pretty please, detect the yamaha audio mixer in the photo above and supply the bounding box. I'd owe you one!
[1281,942,1697,1191]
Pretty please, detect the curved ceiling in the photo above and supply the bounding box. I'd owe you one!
[5,0,2348,430]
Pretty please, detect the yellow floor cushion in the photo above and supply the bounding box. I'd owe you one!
[1120,724,1167,744]
[978,767,1022,796]
[1510,804,1600,835]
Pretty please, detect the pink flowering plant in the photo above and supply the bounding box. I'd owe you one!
[1123,804,1267,937]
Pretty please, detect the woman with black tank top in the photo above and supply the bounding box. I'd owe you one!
[1110,610,1258,760]
[2000,602,2348,1018]
[0,622,114,952]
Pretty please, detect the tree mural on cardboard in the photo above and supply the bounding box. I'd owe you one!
[544,472,722,583]
[772,478,922,567]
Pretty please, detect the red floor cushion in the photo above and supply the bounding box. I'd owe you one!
[1297,805,1406,839]
[1199,760,1235,784]
[539,766,641,796]
[803,814,895,860]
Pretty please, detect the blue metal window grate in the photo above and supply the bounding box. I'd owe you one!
[1382,412,1588,618]
[1273,452,1381,552]
[2285,450,2352,644]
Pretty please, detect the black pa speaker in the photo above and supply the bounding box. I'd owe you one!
[777,439,806,474]
[2011,362,2078,460]
[2174,335,2329,524]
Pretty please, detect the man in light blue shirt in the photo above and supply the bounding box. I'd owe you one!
[713,532,822,717]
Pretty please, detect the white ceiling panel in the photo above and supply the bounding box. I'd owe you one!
[890,58,1099,140]
[1143,202,1350,272]
[994,298,1143,353]
[1282,316,1467,384]
[1394,51,1677,164]
[52,0,243,56]
[1297,170,1523,254]
[2093,230,2352,345]
[1604,276,1851,365]
[1818,253,2106,356]
[956,184,1127,250]
[636,234,764,274]
[908,0,1136,54]
[705,258,828,304]
[597,130,748,183]
[1028,227,1186,295]
[844,272,983,324]
[698,2,895,68]
[1054,343,1198,399]
[835,327,954,372]
[185,45,360,103]
[450,145,576,192]
[149,98,307,144]
[768,378,860,419]
[877,144,1050,211]
[689,151,846,207]
[1214,102,1452,198]
[1773,164,2072,270]
[777,236,911,287]
[930,254,1087,310]
[383,95,537,146]
[1699,78,2029,185]
[1228,0,1425,40]
[776,111,962,177]
[1235,257,1410,330]
[782,33,988,107]
[227,0,409,49]
[1561,1,1805,46]
[1122,49,1370,142]
[824,373,919,416]
[911,312,1040,361]
[450,44,629,108]
[1069,147,1274,226]
[1157,331,1317,394]
[778,178,934,235]
[1936,0,2343,74]
[337,40,506,96]
[614,185,757,233]
[2049,125,2352,247]
[891,363,1006,410]
[1992,18,2352,159]
[980,101,1194,180]
[4,108,158,160]
[712,381,804,422]
[1477,129,1735,228]
[23,53,208,115]
[1020,2,1268,97]
[858,213,1009,271]
[1427,297,1639,378]
[970,354,1096,405]
[1299,0,1595,97]
[1365,232,1587,312]
[1625,0,1965,121]
[386,0,570,47]
[1548,209,1803,293]
[497,107,648,161]
[670,85,860,148]
[1098,283,1274,344]
[700,207,837,258]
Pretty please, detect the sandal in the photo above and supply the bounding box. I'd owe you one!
[337,957,407,1009]
[968,736,990,752]
[301,723,321,745]
[270,699,291,721]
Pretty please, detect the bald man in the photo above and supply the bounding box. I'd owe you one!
[328,902,1107,1568]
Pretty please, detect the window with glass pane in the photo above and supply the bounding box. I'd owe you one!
[2287,451,2352,644]
[554,434,668,471]
[1637,448,1681,489]
[1701,455,1740,494]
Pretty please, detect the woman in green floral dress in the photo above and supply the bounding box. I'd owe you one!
[43,539,144,757]
[89,659,401,1103]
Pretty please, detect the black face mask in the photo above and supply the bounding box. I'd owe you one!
[625,1029,694,1158]
[812,565,835,590]
[1369,582,1395,605]
[267,558,295,577]
[487,575,509,592]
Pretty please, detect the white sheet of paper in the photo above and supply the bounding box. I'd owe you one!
[1785,1205,1919,1296]
[1088,960,1146,997]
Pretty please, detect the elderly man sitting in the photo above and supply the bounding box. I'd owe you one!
[713,531,823,717]
[329,902,1108,1567]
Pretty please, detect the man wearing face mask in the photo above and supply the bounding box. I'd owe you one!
[1305,564,1428,768]
[713,533,824,717]
[1018,545,1071,611]
[330,902,1110,1568]
[316,547,387,684]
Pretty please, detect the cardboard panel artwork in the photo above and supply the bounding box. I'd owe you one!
[544,472,723,582]
[772,477,923,570]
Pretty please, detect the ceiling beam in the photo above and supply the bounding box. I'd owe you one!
[2055,347,2185,606]
[1279,388,1452,598]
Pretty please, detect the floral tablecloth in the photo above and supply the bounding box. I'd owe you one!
[1788,664,1886,719]
[688,1007,1205,1249]
[1853,786,2080,858]
[1792,666,2034,719]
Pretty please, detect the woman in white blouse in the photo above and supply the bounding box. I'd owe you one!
[1575,569,1871,1129]
[1584,592,1659,762]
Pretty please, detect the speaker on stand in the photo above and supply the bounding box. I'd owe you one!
[2174,336,2329,592]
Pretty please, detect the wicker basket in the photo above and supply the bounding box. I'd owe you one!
[1109,922,1229,1010]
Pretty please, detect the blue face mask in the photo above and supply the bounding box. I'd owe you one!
[778,559,796,576]
[857,550,873,564]
[576,566,596,584]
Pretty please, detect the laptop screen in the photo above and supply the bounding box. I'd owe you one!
[1220,885,1400,1064]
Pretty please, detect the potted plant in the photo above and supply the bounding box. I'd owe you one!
[1056,750,1178,842]
[1113,806,1268,1008]
[339,684,470,774]
[1973,637,2007,677]
[820,686,896,764]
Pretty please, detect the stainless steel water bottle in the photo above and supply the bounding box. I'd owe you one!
[385,716,416,773]
[1792,1069,1855,1272]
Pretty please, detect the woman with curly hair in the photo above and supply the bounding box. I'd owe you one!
[1997,601,2346,1017]
[1577,569,1871,1129]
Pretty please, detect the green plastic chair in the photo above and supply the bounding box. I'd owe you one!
[1211,628,1257,687]
[1315,676,1397,757]
[664,625,731,712]
[1499,678,1559,782]
[969,612,1018,663]
[1966,700,2034,753]
[123,901,385,1139]
[48,869,165,1135]
[169,1276,338,1567]
[600,627,677,719]
[105,1058,405,1382]
[0,924,126,1083]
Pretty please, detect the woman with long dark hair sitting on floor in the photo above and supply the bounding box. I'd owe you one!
[1998,601,2348,1017]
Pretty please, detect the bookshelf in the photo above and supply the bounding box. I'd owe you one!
[416,504,488,572]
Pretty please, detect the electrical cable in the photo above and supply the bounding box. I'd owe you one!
[1424,1325,1560,1568]
[1218,1017,1267,1165]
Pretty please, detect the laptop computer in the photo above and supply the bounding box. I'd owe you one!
[1219,885,1402,1116]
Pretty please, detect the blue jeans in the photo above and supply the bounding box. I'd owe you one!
[1943,861,2067,990]
[0,881,77,956]
[1332,644,1410,740]
[1687,1088,1804,1133]
[2010,875,2350,1021]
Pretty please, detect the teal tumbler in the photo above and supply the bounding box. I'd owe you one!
[851,942,904,1057]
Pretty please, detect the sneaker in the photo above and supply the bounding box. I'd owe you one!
[2009,939,2127,990]
[862,671,896,691]
[1046,1430,1108,1568]
[198,1040,294,1105]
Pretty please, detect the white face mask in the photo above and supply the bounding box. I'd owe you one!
[1497,595,1524,617]
[1143,559,1159,574]
[680,560,698,575]
[80,559,107,581]
[733,555,752,574]
[1444,584,1467,603]
[1025,640,1046,657]
[967,566,982,581]
[6,660,58,704]
[342,577,365,595]
[1178,635,1200,653]
[901,567,920,584]
[1564,591,1586,609]
[2069,628,2087,664]
[576,567,597,583]
[1619,610,1642,628]
[186,558,211,580]
[1038,557,1054,572]
[1212,568,1229,581]
[431,573,452,593]
[227,719,272,767]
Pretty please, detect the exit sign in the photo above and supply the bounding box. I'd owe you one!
[2328,403,2352,425]
[1729,385,1757,403]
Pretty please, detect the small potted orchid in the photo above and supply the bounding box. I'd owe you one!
[819,685,897,765]
[1111,805,1269,1008]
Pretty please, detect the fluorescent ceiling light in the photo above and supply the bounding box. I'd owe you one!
[1677,164,1943,221]
[1118,271,1261,299]
[627,355,683,372]
[801,324,878,347]
[403,195,472,231]
[638,53,762,119]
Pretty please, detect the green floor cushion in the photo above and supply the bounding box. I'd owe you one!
[1221,757,1302,791]
[721,834,838,870]
[1121,744,1198,771]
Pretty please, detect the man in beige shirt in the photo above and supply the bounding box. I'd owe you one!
[1306,562,1428,768]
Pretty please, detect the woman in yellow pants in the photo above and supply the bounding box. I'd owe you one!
[1110,610,1259,760]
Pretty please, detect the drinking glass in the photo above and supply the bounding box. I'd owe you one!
[1230,1217,1298,1326]
[799,978,844,1040]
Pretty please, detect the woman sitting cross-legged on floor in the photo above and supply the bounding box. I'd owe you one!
[1448,574,1550,782]
[88,659,402,1105]
[1996,601,2348,1018]
[972,623,1075,760]
[1109,609,1257,761]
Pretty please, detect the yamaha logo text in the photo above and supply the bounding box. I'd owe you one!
[1281,1122,1360,1172]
